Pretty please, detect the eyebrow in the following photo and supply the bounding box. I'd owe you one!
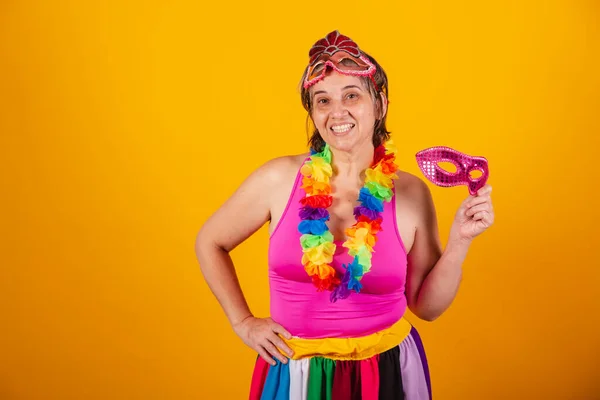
[312,85,363,97]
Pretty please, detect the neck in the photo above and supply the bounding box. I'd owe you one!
[329,140,375,180]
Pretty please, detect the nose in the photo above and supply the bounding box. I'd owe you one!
[330,99,348,118]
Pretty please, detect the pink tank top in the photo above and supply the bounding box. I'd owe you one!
[268,163,409,339]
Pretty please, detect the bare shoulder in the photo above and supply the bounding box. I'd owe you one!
[197,152,308,252]
[257,153,308,187]
[262,154,308,232]
[236,152,307,206]
[395,170,432,204]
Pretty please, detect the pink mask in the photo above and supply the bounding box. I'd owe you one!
[303,30,378,91]
[415,146,489,196]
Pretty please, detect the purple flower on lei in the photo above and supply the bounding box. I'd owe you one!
[353,206,381,221]
[299,206,330,220]
[330,258,364,303]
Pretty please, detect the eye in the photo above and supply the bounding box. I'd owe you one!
[316,98,329,104]
[346,93,359,100]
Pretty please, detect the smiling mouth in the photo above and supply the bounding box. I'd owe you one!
[330,123,355,134]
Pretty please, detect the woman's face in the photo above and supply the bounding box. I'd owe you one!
[309,71,383,152]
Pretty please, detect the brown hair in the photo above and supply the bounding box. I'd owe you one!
[299,52,391,153]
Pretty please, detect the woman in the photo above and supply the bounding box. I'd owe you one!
[195,30,494,399]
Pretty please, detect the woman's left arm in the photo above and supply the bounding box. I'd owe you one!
[405,180,494,321]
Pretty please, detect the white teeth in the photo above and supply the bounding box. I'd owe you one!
[331,123,354,133]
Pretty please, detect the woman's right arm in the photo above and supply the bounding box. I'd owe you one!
[194,157,295,365]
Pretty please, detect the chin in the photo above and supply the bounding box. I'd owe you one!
[323,135,351,150]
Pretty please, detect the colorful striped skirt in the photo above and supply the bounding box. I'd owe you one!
[249,318,431,400]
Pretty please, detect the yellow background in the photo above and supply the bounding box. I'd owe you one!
[1,1,599,399]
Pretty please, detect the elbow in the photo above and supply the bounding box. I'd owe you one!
[415,311,440,322]
[195,226,230,263]
[195,227,220,262]
[194,228,226,283]
[408,305,443,322]
[419,312,441,322]
[195,226,208,257]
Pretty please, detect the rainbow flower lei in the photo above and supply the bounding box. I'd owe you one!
[298,139,400,302]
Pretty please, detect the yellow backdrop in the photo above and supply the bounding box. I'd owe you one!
[1,1,599,399]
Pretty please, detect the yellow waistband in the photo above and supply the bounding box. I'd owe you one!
[284,317,412,361]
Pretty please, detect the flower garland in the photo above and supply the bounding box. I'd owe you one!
[297,139,400,302]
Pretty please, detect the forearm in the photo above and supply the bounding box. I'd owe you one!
[413,238,471,321]
[195,238,253,327]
